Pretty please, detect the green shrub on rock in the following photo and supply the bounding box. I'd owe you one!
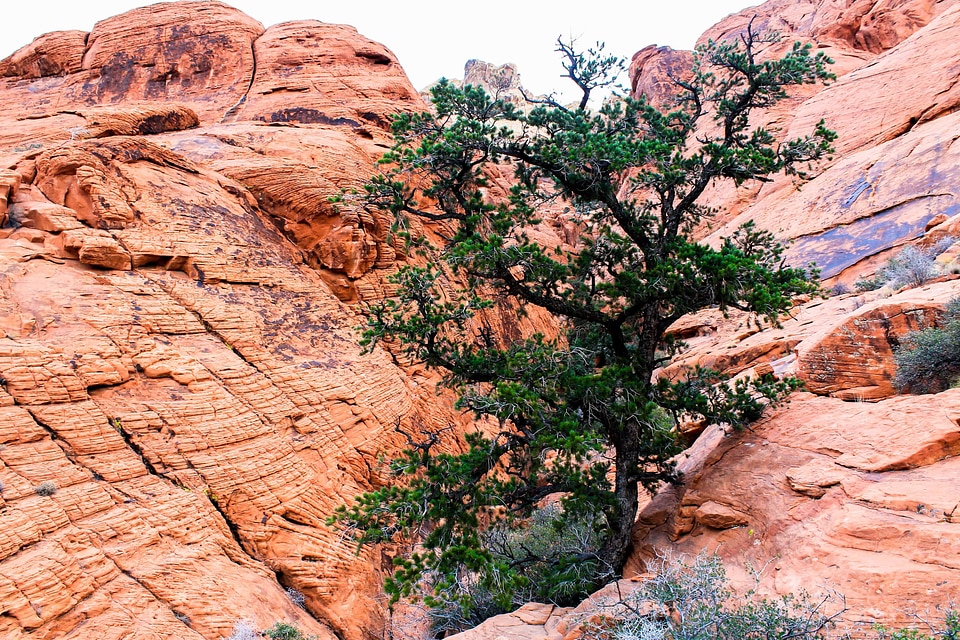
[894,296,960,394]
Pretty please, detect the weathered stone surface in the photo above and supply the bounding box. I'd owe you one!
[795,280,959,397]
[785,459,846,498]
[630,45,694,108]
[0,3,457,636]
[0,30,87,79]
[693,500,750,529]
[0,2,264,125]
[700,0,959,54]
[632,390,960,631]
[0,0,959,638]
[73,104,201,138]
[231,21,425,128]
[0,170,21,223]
[631,1,960,283]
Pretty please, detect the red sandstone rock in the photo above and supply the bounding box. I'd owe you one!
[1,0,959,638]
[0,30,87,79]
[231,21,425,128]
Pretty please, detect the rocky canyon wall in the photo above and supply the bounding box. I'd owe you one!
[0,0,959,639]
[451,1,960,637]
[0,2,551,638]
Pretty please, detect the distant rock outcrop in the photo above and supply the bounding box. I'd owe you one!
[421,59,543,109]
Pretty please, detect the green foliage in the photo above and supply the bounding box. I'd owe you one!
[425,505,606,634]
[264,622,315,640]
[593,554,845,640]
[332,23,834,622]
[873,610,960,640]
[894,296,960,394]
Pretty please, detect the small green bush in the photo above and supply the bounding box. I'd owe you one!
[264,622,315,640]
[894,297,960,394]
[425,505,607,634]
[34,481,58,496]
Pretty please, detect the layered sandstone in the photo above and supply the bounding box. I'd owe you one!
[450,1,960,637]
[632,0,960,282]
[0,2,456,639]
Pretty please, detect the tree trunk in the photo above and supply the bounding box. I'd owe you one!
[598,432,642,577]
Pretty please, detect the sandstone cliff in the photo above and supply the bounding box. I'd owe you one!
[1,0,959,638]
[0,3,472,639]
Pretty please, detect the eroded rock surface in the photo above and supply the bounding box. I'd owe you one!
[451,2,960,637]
[0,2,451,639]
[2,0,960,638]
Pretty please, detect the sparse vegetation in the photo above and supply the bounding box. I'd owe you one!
[34,481,58,496]
[893,296,960,394]
[879,245,940,289]
[830,282,851,296]
[285,587,306,610]
[873,611,960,640]
[227,619,259,640]
[264,622,316,640]
[425,505,606,634]
[591,553,845,640]
[855,240,954,292]
[586,554,958,640]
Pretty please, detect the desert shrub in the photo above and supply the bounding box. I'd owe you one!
[855,275,887,292]
[874,610,960,640]
[859,241,955,293]
[285,587,306,610]
[227,620,259,640]
[264,622,317,640]
[425,504,607,634]
[881,246,940,289]
[830,282,851,296]
[586,553,844,640]
[893,296,960,393]
[34,481,58,496]
[590,554,958,640]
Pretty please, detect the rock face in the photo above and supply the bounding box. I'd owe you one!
[2,0,960,638]
[0,2,472,639]
[632,0,960,283]
[422,59,540,109]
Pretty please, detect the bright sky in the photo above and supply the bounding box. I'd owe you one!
[2,1,758,99]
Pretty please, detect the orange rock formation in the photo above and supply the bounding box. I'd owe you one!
[1,0,959,638]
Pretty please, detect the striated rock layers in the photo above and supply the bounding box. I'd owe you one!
[633,0,960,284]
[0,2,504,639]
[626,0,960,633]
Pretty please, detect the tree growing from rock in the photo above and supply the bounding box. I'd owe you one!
[331,24,835,618]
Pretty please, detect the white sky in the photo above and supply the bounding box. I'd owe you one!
[1,1,758,99]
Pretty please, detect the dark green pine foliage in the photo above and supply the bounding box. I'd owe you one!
[331,23,835,619]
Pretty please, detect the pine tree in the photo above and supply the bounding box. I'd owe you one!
[331,23,835,618]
